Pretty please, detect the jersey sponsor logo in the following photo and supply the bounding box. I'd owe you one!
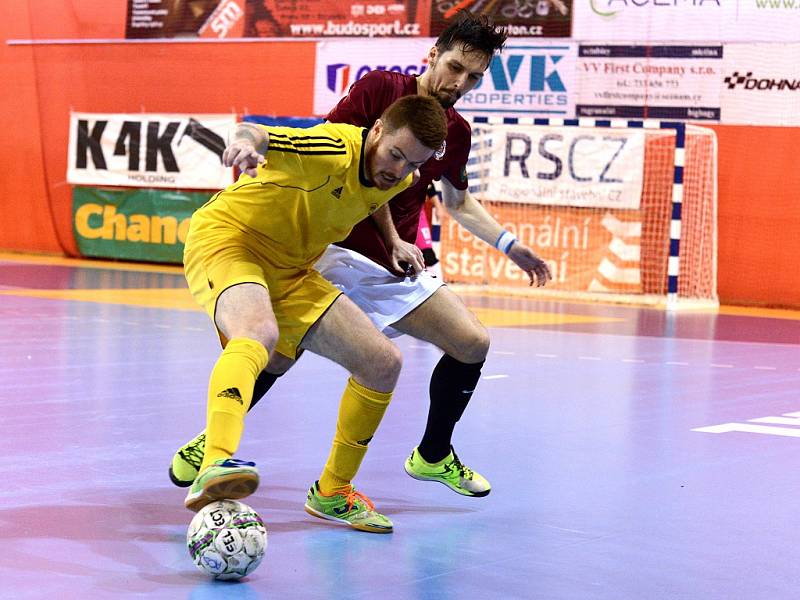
[434,140,446,161]
[331,186,343,199]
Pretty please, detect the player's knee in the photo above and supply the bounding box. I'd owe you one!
[456,325,490,364]
[223,315,279,354]
[359,342,402,390]
[376,342,403,381]
[253,320,280,353]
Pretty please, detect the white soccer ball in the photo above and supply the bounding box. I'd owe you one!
[186,499,267,580]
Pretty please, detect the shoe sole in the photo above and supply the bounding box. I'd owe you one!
[185,471,259,512]
[404,462,491,498]
[168,465,195,488]
[303,504,393,534]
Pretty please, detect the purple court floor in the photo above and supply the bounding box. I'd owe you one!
[1,253,799,600]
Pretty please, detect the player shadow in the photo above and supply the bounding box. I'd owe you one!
[0,481,478,580]
[0,500,201,592]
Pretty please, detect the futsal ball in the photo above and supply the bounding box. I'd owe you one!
[186,499,268,580]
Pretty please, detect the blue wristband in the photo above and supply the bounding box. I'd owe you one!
[494,231,517,255]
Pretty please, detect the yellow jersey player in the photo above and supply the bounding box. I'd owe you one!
[171,10,552,506]
[180,95,447,534]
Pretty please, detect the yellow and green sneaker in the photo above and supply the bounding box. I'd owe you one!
[304,482,393,534]
[169,431,206,488]
[404,446,491,497]
[184,458,259,512]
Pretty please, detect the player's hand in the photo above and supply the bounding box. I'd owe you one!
[223,141,265,178]
[389,239,425,277]
[507,243,552,287]
[549,0,569,15]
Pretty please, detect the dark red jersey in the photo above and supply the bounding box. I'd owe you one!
[326,70,471,274]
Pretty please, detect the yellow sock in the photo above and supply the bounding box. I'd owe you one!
[200,337,269,471]
[318,377,393,494]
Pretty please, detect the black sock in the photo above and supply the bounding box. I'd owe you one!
[248,371,280,412]
[417,354,484,463]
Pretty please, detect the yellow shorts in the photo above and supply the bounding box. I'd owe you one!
[184,224,341,359]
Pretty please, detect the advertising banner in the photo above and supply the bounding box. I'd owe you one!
[429,0,573,38]
[67,113,235,190]
[313,39,432,115]
[459,41,577,118]
[439,203,644,293]
[576,45,722,121]
[574,1,800,43]
[720,43,800,126]
[470,123,646,209]
[734,0,800,42]
[73,187,212,263]
[574,1,726,42]
[126,0,425,38]
[126,0,575,39]
[314,39,577,120]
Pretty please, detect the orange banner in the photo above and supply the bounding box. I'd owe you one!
[440,202,644,293]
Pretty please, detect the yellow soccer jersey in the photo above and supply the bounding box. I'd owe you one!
[192,122,413,267]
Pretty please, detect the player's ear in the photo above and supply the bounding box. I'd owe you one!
[428,46,438,66]
[372,119,384,140]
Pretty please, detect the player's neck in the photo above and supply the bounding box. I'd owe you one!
[415,73,430,98]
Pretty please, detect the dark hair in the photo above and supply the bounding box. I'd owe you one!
[435,10,507,59]
[380,95,447,151]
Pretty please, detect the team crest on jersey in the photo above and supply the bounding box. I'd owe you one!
[434,140,446,161]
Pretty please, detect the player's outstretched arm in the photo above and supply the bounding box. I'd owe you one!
[223,123,268,177]
[440,178,552,287]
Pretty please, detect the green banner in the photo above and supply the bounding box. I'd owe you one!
[73,186,211,264]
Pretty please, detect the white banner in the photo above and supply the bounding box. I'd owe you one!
[733,0,800,42]
[575,1,800,43]
[67,113,235,189]
[471,124,646,209]
[721,43,800,126]
[313,39,432,116]
[576,45,722,120]
[459,41,577,119]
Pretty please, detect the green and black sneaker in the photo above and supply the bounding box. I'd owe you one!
[168,431,206,487]
[404,446,491,497]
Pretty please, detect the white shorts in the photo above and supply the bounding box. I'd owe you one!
[314,245,445,338]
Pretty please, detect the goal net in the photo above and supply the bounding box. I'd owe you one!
[437,118,718,307]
